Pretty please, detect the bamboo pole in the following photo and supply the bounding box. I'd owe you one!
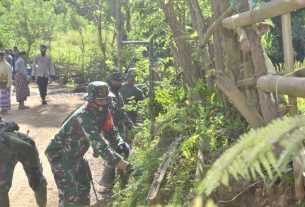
[222,0,305,29]
[282,13,304,200]
[257,75,305,98]
[282,14,298,114]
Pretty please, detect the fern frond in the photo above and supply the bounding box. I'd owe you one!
[198,115,305,196]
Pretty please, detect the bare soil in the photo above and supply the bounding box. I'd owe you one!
[6,83,105,207]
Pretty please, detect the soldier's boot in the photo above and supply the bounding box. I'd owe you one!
[0,193,9,207]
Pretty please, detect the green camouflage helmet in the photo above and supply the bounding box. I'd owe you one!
[85,81,114,101]
[126,68,137,80]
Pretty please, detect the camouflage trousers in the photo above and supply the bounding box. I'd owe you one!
[0,132,47,207]
[46,156,91,207]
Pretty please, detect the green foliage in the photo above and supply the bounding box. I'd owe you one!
[1,0,56,53]
[198,115,305,197]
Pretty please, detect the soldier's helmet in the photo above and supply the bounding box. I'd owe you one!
[126,68,137,80]
[85,81,114,101]
[110,71,123,81]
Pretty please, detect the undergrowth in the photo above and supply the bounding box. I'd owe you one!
[112,81,248,207]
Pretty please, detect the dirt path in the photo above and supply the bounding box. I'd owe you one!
[5,83,105,207]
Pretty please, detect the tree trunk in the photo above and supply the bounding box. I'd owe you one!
[244,27,276,124]
[27,42,33,57]
[97,13,106,58]
[211,0,225,74]
[215,73,264,128]
[188,0,213,88]
[124,0,131,33]
[116,0,123,73]
[243,53,259,107]
[159,0,201,87]
[79,29,85,69]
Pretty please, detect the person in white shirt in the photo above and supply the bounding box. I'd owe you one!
[31,44,55,105]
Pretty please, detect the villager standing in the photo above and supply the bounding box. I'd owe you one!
[0,118,47,207]
[31,44,55,104]
[14,51,30,109]
[120,68,145,123]
[45,81,140,207]
[0,51,12,115]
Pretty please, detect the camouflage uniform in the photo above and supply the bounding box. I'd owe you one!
[0,120,47,207]
[45,81,125,207]
[99,74,134,196]
[120,68,145,123]
[109,82,134,135]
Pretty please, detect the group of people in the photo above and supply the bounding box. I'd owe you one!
[0,43,146,206]
[0,44,55,114]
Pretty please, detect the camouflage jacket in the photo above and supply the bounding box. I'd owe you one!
[0,131,40,167]
[109,88,134,132]
[45,103,123,167]
[119,83,145,104]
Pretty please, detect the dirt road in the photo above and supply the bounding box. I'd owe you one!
[5,83,104,207]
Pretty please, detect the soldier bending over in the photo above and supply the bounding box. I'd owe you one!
[0,119,47,207]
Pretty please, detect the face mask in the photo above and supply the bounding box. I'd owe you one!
[111,85,121,93]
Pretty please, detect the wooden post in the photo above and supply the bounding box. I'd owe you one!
[282,13,304,200]
[222,0,305,29]
[282,14,298,115]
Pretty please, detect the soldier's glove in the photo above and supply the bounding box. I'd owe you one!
[125,164,143,177]
[29,167,43,191]
[118,142,130,158]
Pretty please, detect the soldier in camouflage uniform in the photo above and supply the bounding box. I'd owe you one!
[98,72,135,196]
[0,119,47,207]
[45,81,136,207]
[108,71,134,135]
[120,68,145,123]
